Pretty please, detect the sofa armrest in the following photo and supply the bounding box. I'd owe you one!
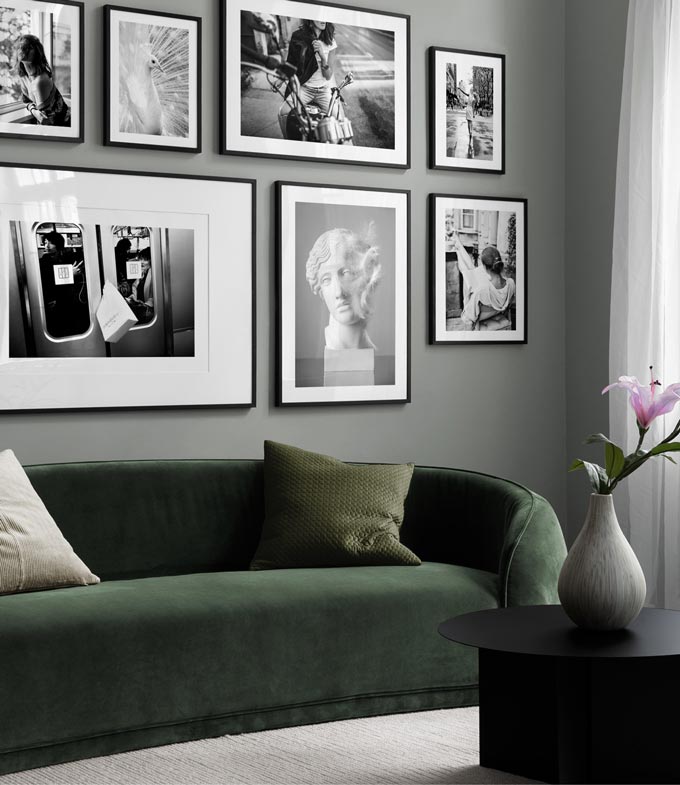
[401,466,567,606]
[498,491,567,607]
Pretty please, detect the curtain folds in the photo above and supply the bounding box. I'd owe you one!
[611,0,680,608]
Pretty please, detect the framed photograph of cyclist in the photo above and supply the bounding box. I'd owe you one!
[0,0,83,143]
[0,163,255,411]
[276,181,410,406]
[429,46,505,173]
[104,5,201,152]
[222,1,410,169]
[429,194,527,344]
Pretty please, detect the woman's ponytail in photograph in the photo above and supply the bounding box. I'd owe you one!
[481,246,504,275]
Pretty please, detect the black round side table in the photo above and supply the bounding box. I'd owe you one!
[439,605,680,784]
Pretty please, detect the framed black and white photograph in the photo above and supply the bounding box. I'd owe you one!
[0,0,83,143]
[277,182,409,406]
[0,164,255,411]
[104,5,201,152]
[429,46,504,173]
[429,194,526,344]
[222,1,410,168]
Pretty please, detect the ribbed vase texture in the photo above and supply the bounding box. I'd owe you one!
[558,493,646,631]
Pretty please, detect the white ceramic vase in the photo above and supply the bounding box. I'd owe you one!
[558,493,646,631]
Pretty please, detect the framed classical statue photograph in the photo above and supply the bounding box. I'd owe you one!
[429,193,527,344]
[276,181,410,406]
[222,0,410,168]
[429,46,505,173]
[0,163,255,411]
[0,0,83,143]
[104,5,201,152]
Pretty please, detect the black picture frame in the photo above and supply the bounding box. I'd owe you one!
[276,180,411,406]
[0,0,84,143]
[104,4,202,153]
[428,46,505,174]
[428,193,527,345]
[0,161,256,412]
[221,0,411,169]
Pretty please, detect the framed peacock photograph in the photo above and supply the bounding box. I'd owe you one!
[104,5,201,152]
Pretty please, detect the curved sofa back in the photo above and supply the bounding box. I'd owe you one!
[25,459,537,581]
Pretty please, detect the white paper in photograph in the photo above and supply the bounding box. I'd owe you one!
[278,182,409,405]
[0,0,83,142]
[105,6,201,151]
[430,195,526,344]
[224,0,410,167]
[430,47,504,173]
[0,165,254,410]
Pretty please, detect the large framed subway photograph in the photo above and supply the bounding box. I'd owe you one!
[104,5,201,152]
[429,46,504,173]
[222,0,410,168]
[429,194,526,344]
[277,182,410,406]
[0,165,255,411]
[0,0,83,142]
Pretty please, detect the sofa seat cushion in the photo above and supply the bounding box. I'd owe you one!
[0,562,498,755]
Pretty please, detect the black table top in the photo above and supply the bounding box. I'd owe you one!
[438,605,680,658]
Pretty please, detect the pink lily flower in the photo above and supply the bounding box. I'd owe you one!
[603,369,680,429]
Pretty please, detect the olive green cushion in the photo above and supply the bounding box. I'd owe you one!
[250,441,420,570]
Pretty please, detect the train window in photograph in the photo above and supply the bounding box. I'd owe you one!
[113,226,155,326]
[35,222,90,339]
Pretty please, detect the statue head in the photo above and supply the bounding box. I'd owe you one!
[305,225,382,328]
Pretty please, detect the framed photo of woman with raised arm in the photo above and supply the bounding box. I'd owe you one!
[222,0,410,168]
[104,5,201,152]
[0,0,83,142]
[429,194,526,344]
[277,182,410,406]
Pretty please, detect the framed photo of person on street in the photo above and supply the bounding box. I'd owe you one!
[0,0,83,143]
[222,1,410,168]
[429,194,527,344]
[429,46,505,173]
[276,181,410,406]
[104,5,201,152]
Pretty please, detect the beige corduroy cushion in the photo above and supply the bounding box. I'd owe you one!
[0,449,100,595]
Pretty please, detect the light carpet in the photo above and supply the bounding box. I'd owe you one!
[0,707,541,785]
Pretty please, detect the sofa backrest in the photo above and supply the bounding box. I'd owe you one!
[25,459,528,580]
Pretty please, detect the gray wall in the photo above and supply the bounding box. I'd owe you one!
[565,0,628,542]
[0,0,567,524]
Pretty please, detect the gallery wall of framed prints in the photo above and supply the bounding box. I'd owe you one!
[0,0,530,415]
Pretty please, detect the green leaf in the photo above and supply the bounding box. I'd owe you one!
[571,458,609,493]
[662,454,678,465]
[649,442,680,456]
[605,442,626,479]
[584,433,616,446]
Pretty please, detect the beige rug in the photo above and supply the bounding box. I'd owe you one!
[0,707,540,785]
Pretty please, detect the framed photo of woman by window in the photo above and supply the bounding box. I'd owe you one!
[0,164,255,411]
[104,6,201,152]
[429,46,505,173]
[277,181,410,406]
[0,0,83,142]
[429,194,527,344]
[222,1,410,168]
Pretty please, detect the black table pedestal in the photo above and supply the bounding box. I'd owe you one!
[479,648,680,784]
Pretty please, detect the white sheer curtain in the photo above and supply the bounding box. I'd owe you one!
[611,0,680,608]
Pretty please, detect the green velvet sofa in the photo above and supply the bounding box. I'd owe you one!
[0,459,567,776]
